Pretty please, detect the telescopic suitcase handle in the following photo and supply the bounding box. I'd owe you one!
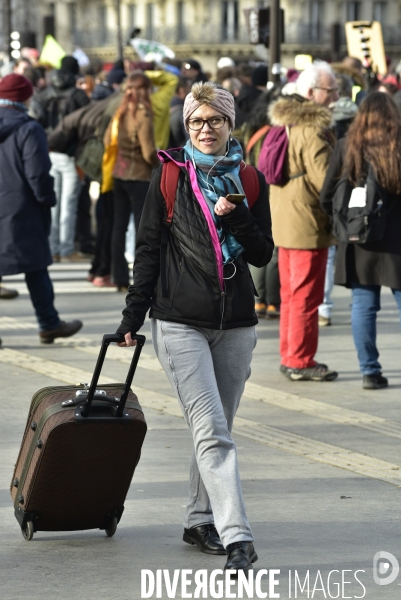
[81,333,146,418]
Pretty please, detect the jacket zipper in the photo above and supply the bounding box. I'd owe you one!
[220,287,226,330]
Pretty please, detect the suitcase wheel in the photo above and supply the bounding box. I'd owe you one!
[105,516,118,537]
[21,521,34,541]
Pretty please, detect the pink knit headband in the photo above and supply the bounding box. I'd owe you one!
[183,82,236,132]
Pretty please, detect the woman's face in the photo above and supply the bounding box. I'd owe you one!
[188,104,231,156]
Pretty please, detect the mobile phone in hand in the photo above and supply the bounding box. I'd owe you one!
[226,194,246,205]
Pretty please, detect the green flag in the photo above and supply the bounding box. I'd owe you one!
[39,35,66,68]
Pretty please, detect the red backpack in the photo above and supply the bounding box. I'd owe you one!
[158,160,260,297]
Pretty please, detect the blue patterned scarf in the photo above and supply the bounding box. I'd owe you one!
[183,138,247,264]
[0,99,28,112]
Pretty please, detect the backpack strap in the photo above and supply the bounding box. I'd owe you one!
[160,161,181,297]
[239,163,260,209]
[245,124,271,157]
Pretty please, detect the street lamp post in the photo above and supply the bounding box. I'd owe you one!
[269,0,281,84]
[115,0,123,61]
[4,0,12,58]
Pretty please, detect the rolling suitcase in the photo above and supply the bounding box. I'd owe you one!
[10,334,147,541]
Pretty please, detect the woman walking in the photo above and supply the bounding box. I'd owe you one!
[321,92,401,389]
[105,72,160,291]
[116,82,273,573]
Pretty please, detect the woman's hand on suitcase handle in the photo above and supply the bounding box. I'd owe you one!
[117,332,137,347]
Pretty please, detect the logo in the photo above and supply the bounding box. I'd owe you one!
[373,551,399,586]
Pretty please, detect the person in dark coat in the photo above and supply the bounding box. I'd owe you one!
[0,74,82,345]
[320,92,401,390]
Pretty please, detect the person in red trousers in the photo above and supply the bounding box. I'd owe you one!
[267,62,339,381]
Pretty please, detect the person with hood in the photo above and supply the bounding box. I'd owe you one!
[0,74,82,345]
[115,81,273,574]
[264,61,339,381]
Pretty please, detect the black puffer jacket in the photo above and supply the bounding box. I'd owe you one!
[117,149,273,335]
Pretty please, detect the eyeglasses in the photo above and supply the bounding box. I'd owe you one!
[313,86,339,94]
[187,116,228,131]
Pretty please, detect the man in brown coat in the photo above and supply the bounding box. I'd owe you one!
[268,62,339,381]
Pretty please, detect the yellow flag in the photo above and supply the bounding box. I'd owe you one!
[39,35,66,68]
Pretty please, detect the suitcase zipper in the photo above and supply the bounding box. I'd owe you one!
[30,383,126,416]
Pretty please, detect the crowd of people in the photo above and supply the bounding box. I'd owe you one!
[1,46,401,574]
[1,50,400,387]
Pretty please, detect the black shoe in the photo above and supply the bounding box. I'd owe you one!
[224,541,258,575]
[0,284,19,299]
[363,373,388,389]
[39,320,83,344]
[287,364,337,381]
[183,524,225,555]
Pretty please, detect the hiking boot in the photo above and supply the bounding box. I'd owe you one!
[363,373,388,390]
[255,301,266,317]
[318,315,331,327]
[266,304,280,318]
[287,364,338,382]
[282,362,327,376]
[39,320,83,344]
[0,284,19,299]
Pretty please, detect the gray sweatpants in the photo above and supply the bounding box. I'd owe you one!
[151,318,256,548]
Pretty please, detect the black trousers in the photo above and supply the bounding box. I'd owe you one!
[90,191,114,277]
[75,177,94,254]
[111,178,150,287]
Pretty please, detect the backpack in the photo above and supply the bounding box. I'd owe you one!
[160,160,260,224]
[158,160,260,296]
[42,88,78,133]
[332,166,387,244]
[257,126,289,185]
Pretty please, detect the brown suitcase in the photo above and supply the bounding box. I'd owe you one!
[10,334,147,541]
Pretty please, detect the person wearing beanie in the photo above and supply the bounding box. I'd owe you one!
[0,74,82,344]
[106,69,127,90]
[115,81,273,575]
[60,55,80,75]
[251,64,268,90]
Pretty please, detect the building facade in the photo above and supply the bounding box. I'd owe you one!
[2,1,401,71]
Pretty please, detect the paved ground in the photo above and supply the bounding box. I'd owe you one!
[0,263,400,599]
